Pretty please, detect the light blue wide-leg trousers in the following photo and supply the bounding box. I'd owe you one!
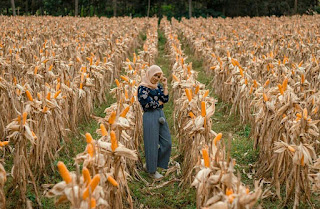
[143,109,172,173]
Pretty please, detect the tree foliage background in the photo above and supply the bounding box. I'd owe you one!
[0,0,319,18]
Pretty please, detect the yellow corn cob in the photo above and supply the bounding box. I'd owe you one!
[108,111,116,125]
[22,112,27,125]
[85,133,93,144]
[263,93,268,102]
[87,143,94,157]
[172,74,180,82]
[107,176,119,187]
[195,85,200,94]
[120,106,130,118]
[100,124,108,136]
[264,79,270,88]
[26,90,33,101]
[57,161,72,184]
[185,88,192,102]
[82,174,100,199]
[203,90,209,98]
[54,90,61,99]
[201,101,206,117]
[189,112,195,119]
[202,148,210,168]
[82,167,91,186]
[303,108,308,120]
[214,133,222,146]
[110,131,118,152]
[288,146,295,153]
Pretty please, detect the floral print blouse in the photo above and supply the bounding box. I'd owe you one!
[138,84,169,112]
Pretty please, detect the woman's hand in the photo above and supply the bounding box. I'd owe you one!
[159,101,164,106]
[161,77,168,88]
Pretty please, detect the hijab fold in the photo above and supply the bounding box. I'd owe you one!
[139,65,163,89]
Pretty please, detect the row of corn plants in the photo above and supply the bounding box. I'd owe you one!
[160,18,262,209]
[45,17,161,209]
[0,16,146,207]
[175,15,320,208]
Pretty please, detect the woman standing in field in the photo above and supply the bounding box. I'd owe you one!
[138,65,172,179]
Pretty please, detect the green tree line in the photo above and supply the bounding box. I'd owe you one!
[1,0,320,18]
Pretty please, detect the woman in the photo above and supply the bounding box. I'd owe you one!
[138,65,172,179]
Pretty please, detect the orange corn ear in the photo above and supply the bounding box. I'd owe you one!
[303,108,308,120]
[195,85,200,94]
[298,60,303,67]
[22,112,27,125]
[214,133,222,146]
[108,111,116,125]
[282,78,288,91]
[56,82,61,91]
[120,75,129,82]
[82,174,100,199]
[42,106,48,113]
[0,141,9,147]
[172,74,180,82]
[249,85,254,94]
[82,167,91,186]
[301,155,305,166]
[54,90,61,99]
[80,83,83,89]
[277,84,284,95]
[185,88,192,102]
[263,93,268,102]
[202,149,210,167]
[120,106,130,118]
[90,198,96,208]
[107,176,119,187]
[57,161,72,184]
[264,79,270,88]
[17,115,21,123]
[87,143,94,157]
[34,66,39,74]
[130,96,135,104]
[312,106,318,115]
[110,131,118,152]
[46,92,51,100]
[226,188,233,196]
[188,112,195,119]
[244,78,248,85]
[253,80,258,88]
[296,113,302,118]
[288,146,295,153]
[203,90,209,98]
[48,64,53,71]
[301,74,305,84]
[239,68,244,77]
[100,124,108,136]
[85,133,93,144]
[115,79,120,87]
[246,188,250,194]
[26,90,33,101]
[76,56,82,63]
[201,101,206,117]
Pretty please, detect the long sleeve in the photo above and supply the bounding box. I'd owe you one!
[138,86,160,111]
[158,85,169,103]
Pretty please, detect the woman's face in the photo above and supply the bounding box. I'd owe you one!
[151,73,162,84]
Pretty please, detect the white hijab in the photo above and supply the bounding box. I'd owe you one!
[139,65,163,89]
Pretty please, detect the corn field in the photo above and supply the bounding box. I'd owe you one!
[0,15,320,208]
